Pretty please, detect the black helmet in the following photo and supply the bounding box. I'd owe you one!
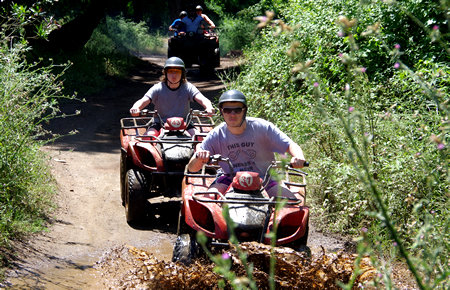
[179,11,187,18]
[164,57,185,71]
[196,5,203,10]
[218,90,247,108]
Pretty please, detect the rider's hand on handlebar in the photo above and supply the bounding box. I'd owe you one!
[130,108,140,117]
[290,157,307,168]
[205,107,215,115]
[195,150,211,164]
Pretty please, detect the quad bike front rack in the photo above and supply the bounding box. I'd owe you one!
[121,109,215,146]
[184,160,307,206]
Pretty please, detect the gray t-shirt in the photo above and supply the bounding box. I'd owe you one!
[144,82,199,123]
[200,117,292,176]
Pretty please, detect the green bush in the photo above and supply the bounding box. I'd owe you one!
[218,15,258,56]
[0,39,71,246]
[99,15,165,56]
[62,15,166,95]
[212,1,281,56]
[228,0,448,287]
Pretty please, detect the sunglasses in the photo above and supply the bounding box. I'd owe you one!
[222,107,244,114]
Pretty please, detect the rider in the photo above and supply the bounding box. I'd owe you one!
[169,11,188,36]
[195,5,215,31]
[187,89,306,198]
[182,5,215,34]
[129,57,214,136]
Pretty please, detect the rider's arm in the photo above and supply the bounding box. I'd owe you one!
[169,19,178,31]
[201,14,215,29]
[187,149,210,172]
[194,93,214,114]
[129,96,151,116]
[286,142,306,168]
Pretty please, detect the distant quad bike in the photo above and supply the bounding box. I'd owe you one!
[168,21,220,72]
[120,109,215,224]
[172,154,310,264]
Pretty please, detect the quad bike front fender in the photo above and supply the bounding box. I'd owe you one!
[264,206,310,245]
[128,141,164,171]
[182,183,228,240]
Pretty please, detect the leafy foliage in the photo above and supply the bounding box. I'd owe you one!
[0,14,74,248]
[226,0,448,288]
[61,15,165,95]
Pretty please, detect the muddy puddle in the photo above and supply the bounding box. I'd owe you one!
[3,240,176,289]
[94,242,377,289]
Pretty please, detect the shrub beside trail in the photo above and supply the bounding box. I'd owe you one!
[226,0,448,288]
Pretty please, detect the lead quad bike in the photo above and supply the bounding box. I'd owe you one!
[120,109,215,224]
[168,20,220,72]
[172,154,310,264]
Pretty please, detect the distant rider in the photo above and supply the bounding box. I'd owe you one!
[187,89,306,198]
[129,57,214,136]
[195,5,215,31]
[182,5,215,34]
[169,11,187,36]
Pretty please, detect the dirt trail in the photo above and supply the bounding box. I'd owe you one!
[2,55,346,289]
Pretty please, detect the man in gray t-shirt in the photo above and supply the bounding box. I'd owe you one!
[130,57,213,136]
[188,89,306,198]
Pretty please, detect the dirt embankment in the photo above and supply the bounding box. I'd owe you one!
[2,55,370,289]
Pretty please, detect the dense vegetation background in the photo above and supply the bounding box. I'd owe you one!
[0,0,448,288]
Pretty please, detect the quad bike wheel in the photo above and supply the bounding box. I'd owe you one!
[172,233,199,265]
[288,223,310,255]
[120,151,127,205]
[297,223,309,246]
[176,209,190,236]
[124,169,148,224]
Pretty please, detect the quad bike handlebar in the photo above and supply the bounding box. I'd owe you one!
[190,153,308,205]
[207,154,309,174]
[122,109,215,145]
[134,109,215,122]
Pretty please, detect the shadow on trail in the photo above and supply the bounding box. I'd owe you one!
[4,219,96,289]
[126,200,180,233]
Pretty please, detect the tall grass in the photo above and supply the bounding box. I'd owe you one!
[0,26,73,251]
[211,2,272,56]
[0,10,166,252]
[223,0,448,288]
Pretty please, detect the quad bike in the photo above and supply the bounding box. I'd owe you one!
[120,109,215,224]
[172,154,310,264]
[168,20,220,72]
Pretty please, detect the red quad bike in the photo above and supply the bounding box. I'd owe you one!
[120,110,215,224]
[168,21,220,73]
[172,154,310,264]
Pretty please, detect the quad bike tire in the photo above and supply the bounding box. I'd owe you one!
[124,169,148,224]
[172,233,199,265]
[297,223,309,246]
[288,223,310,254]
[120,151,127,205]
[167,45,174,58]
[176,209,191,236]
